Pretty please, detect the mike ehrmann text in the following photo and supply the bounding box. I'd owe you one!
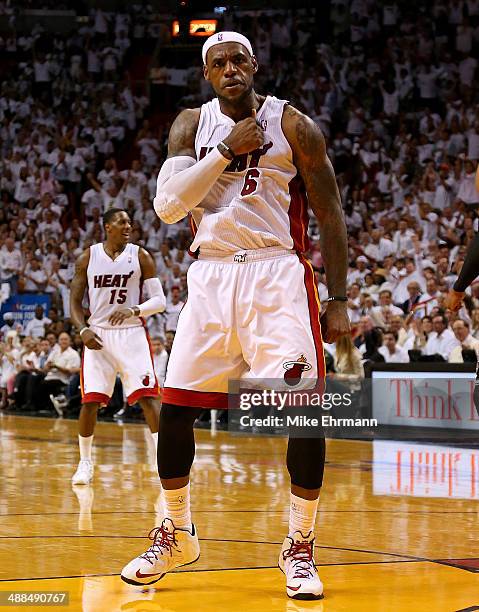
[239,415,378,427]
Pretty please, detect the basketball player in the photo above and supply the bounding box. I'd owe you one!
[70,208,166,485]
[121,32,350,600]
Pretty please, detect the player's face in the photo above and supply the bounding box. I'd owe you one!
[204,43,258,103]
[106,212,131,244]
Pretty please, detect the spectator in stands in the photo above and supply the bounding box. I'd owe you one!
[424,314,460,361]
[448,319,479,362]
[363,328,386,364]
[330,335,364,382]
[0,237,22,294]
[399,281,423,315]
[13,338,43,410]
[378,331,409,363]
[21,258,47,293]
[24,305,51,339]
[0,313,23,339]
[38,332,80,415]
[164,286,184,333]
[371,290,404,327]
[151,337,169,389]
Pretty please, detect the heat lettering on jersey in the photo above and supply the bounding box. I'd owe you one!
[93,271,134,288]
[198,142,273,172]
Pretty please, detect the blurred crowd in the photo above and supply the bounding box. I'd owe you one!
[2,2,479,413]
[0,6,183,414]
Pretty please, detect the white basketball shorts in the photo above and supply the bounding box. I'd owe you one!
[81,325,159,405]
[163,248,325,408]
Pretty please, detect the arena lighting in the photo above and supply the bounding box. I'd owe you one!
[172,19,217,37]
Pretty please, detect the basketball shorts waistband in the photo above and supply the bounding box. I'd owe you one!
[198,247,295,263]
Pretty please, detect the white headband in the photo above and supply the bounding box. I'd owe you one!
[202,31,254,64]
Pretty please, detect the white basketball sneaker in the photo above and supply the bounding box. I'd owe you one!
[71,460,94,485]
[279,530,324,600]
[121,518,200,586]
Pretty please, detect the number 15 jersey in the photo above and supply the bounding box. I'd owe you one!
[190,95,309,254]
[87,242,143,329]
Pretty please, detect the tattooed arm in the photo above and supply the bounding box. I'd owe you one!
[70,248,103,350]
[282,105,350,342]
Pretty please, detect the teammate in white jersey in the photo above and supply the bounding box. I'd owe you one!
[122,32,350,600]
[70,208,166,485]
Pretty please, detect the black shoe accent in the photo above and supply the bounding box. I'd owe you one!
[290,592,324,600]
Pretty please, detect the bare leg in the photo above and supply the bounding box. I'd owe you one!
[291,484,320,500]
[138,396,161,433]
[78,402,100,437]
[162,476,190,490]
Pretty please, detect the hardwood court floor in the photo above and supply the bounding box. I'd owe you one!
[0,414,477,611]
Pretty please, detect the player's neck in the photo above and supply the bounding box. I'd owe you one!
[104,240,127,258]
[218,90,264,123]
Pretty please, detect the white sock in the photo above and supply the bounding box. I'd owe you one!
[79,434,93,461]
[288,493,319,537]
[163,483,191,530]
[151,431,158,451]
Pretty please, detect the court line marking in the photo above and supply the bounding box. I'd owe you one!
[0,557,473,584]
[0,509,477,517]
[433,560,479,574]
[1,534,472,567]
[0,560,431,583]
[0,534,476,569]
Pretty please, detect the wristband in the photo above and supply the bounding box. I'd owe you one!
[217,141,235,161]
[130,306,141,317]
[79,326,90,336]
[326,296,348,303]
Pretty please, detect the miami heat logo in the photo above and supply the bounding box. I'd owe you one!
[283,355,312,386]
[142,374,150,386]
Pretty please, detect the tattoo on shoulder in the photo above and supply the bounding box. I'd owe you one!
[295,114,324,156]
[285,105,298,119]
[168,109,200,157]
[296,116,308,150]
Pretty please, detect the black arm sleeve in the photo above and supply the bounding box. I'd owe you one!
[453,233,479,291]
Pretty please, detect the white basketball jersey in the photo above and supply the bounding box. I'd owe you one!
[87,243,143,329]
[191,95,309,253]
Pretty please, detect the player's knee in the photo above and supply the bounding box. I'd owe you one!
[139,397,159,412]
[159,403,202,430]
[82,402,100,412]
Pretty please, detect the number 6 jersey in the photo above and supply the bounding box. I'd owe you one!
[86,243,143,329]
[191,95,309,254]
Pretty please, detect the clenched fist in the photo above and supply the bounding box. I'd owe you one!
[223,108,264,156]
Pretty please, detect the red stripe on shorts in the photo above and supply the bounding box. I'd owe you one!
[162,387,229,409]
[298,255,326,392]
[82,392,111,405]
[128,386,160,405]
[288,176,310,254]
